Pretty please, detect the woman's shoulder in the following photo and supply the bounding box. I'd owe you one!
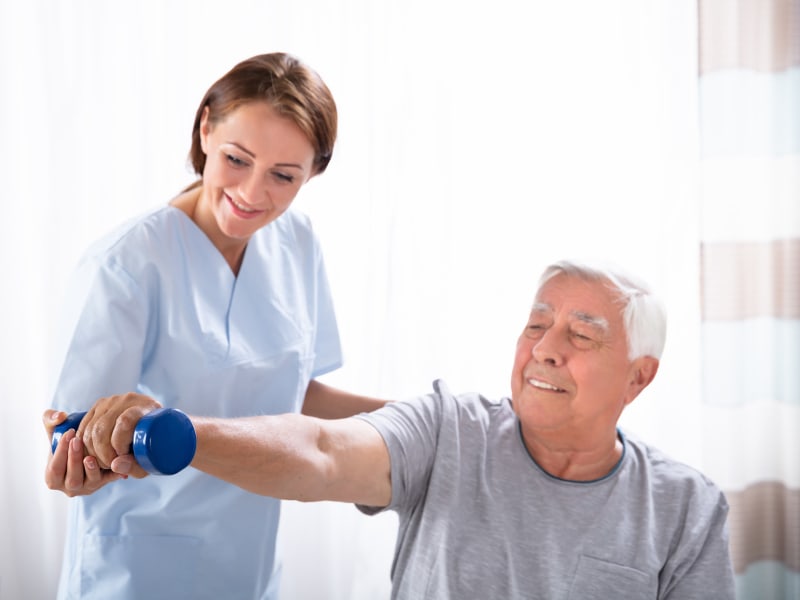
[268,207,315,236]
[81,205,184,266]
[250,208,320,256]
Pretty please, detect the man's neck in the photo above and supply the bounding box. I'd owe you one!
[521,427,624,482]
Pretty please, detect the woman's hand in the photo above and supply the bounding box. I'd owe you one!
[43,393,163,494]
[43,410,126,496]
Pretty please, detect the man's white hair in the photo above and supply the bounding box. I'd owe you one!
[538,260,667,360]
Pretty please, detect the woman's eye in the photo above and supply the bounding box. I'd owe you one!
[226,154,248,168]
[273,171,295,183]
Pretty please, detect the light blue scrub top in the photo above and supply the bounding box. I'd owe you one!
[51,205,342,600]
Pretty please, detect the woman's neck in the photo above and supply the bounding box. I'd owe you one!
[170,187,247,275]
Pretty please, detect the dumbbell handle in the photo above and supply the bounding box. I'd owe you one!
[51,408,196,475]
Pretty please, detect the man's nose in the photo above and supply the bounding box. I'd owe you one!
[531,329,565,366]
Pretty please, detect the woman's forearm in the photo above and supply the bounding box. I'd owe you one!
[301,379,390,419]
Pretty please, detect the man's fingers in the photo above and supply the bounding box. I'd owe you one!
[111,454,148,479]
[82,416,116,469]
[110,408,144,456]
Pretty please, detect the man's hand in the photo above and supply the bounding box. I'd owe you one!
[76,392,162,476]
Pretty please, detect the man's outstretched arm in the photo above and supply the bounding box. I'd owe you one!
[102,402,392,507]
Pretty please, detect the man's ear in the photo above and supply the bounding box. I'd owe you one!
[623,356,659,406]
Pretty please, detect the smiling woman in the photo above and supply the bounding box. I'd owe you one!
[174,101,317,273]
[38,52,388,600]
[170,53,335,274]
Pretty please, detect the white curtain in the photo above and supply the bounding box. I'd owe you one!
[698,0,800,597]
[1,1,701,598]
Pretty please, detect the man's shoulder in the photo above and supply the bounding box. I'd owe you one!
[360,379,511,433]
[432,379,508,409]
[623,432,727,507]
[422,380,513,429]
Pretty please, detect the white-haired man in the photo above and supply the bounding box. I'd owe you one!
[46,261,735,599]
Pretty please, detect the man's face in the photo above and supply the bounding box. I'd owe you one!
[510,273,653,439]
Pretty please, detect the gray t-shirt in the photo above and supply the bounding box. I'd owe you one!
[357,380,735,600]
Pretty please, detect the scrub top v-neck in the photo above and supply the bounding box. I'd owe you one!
[51,204,342,600]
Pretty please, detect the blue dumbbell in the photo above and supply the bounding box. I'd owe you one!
[51,408,197,475]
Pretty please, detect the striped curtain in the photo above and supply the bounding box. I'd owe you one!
[698,0,800,598]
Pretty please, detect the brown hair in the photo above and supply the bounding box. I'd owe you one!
[186,53,337,184]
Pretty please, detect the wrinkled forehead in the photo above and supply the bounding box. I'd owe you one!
[532,274,624,327]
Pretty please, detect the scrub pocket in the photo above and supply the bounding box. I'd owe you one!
[76,534,201,599]
[568,555,653,600]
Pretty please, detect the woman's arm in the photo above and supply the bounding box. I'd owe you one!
[46,258,150,495]
[301,379,390,419]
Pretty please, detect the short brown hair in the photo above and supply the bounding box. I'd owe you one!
[187,53,337,179]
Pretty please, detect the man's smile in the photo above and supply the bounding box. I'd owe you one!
[527,377,566,393]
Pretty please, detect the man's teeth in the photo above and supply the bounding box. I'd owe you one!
[529,379,562,392]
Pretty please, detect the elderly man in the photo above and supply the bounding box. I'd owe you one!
[46,261,735,599]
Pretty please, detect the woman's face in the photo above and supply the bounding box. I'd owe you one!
[198,101,316,243]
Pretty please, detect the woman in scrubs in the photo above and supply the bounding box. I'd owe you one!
[43,52,383,600]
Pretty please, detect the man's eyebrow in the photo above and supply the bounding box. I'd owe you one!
[570,311,609,332]
[531,302,552,313]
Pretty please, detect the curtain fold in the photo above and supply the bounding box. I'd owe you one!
[698,0,800,597]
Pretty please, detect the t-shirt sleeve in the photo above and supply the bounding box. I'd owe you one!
[355,385,446,515]
[659,483,736,599]
[50,255,149,413]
